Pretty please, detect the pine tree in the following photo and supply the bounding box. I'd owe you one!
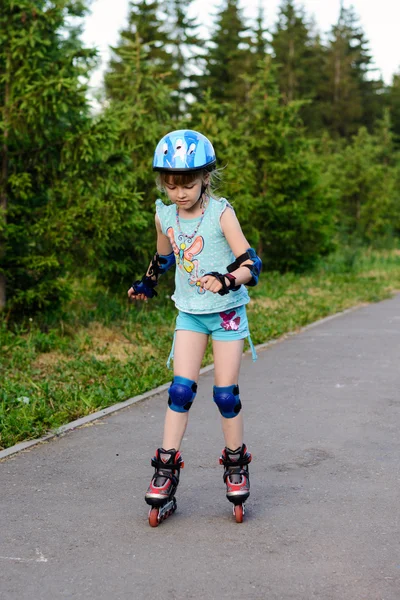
[270,0,328,134]
[0,0,158,315]
[163,0,205,113]
[322,112,400,244]
[196,0,252,107]
[388,71,400,143]
[250,4,269,66]
[104,0,174,102]
[102,35,177,285]
[0,0,96,313]
[240,57,334,270]
[271,0,322,106]
[191,58,334,270]
[105,0,204,117]
[318,5,383,137]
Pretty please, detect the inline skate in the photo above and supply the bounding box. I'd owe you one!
[219,444,252,523]
[145,448,184,527]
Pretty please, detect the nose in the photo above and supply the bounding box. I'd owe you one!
[177,187,186,199]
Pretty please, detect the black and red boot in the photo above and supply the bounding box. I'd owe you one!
[145,448,184,527]
[219,444,252,523]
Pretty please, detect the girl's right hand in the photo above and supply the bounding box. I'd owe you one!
[128,287,148,302]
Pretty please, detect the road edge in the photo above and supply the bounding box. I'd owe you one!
[0,304,363,461]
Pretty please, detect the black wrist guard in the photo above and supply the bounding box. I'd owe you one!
[206,272,239,296]
[130,251,175,299]
[131,276,158,298]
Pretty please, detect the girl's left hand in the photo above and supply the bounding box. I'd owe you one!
[197,275,222,294]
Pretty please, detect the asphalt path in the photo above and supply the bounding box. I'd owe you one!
[1,295,400,600]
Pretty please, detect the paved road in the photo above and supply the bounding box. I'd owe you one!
[1,295,400,600]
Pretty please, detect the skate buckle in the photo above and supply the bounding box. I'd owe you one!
[158,499,175,521]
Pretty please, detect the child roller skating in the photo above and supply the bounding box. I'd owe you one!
[128,130,262,526]
[145,448,184,527]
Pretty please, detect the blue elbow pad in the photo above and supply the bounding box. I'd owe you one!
[227,248,262,287]
[158,251,175,274]
[245,248,262,286]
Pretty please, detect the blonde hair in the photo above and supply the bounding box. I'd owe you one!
[156,168,223,200]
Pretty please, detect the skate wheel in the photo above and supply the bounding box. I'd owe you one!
[234,504,244,523]
[148,507,159,527]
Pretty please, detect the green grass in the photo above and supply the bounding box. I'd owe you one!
[1,248,400,451]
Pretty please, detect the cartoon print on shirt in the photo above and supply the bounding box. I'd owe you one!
[167,227,205,292]
[188,260,206,294]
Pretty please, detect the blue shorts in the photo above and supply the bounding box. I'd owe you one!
[167,305,257,368]
[176,305,250,341]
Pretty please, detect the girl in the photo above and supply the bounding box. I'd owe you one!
[128,130,261,526]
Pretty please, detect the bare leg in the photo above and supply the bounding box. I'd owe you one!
[162,330,208,450]
[212,338,245,450]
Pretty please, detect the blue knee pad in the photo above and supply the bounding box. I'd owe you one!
[213,384,242,419]
[168,376,197,413]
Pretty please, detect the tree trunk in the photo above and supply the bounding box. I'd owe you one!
[288,37,295,102]
[334,50,341,105]
[0,76,9,311]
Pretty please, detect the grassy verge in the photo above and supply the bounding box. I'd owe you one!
[1,248,399,450]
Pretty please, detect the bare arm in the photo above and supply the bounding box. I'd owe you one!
[219,207,253,285]
[155,213,173,255]
[198,207,253,294]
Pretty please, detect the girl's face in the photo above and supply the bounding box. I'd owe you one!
[164,177,203,210]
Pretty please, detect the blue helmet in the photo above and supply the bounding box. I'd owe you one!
[153,129,216,172]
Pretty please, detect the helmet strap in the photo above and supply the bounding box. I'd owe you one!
[199,182,208,205]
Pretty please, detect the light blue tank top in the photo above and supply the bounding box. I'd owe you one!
[155,197,250,314]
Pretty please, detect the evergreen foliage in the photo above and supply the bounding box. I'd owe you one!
[388,71,400,143]
[192,60,334,271]
[320,112,400,244]
[0,0,95,314]
[163,0,204,113]
[196,0,253,107]
[104,0,174,101]
[318,5,384,137]
[270,0,324,132]
[104,26,177,286]
[251,4,268,64]
[239,59,334,270]
[1,0,400,318]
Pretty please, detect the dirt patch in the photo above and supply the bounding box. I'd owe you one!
[359,270,389,280]
[252,297,280,310]
[306,287,325,297]
[86,323,135,361]
[34,351,69,370]
[32,323,158,369]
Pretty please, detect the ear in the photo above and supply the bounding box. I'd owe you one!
[203,172,211,185]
